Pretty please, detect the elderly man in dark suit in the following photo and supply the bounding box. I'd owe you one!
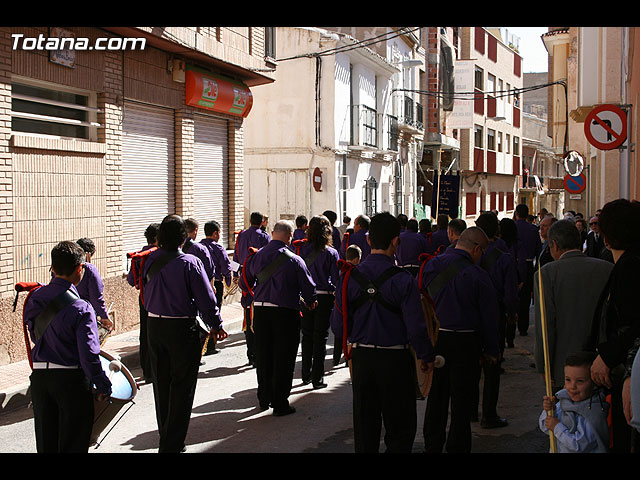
[533,219,613,393]
[585,216,605,258]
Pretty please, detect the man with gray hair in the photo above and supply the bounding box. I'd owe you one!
[239,219,317,416]
[533,219,613,393]
[536,214,557,269]
[421,226,500,452]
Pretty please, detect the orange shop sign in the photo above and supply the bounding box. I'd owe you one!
[185,68,253,118]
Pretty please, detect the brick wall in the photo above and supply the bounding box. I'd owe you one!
[0,26,254,365]
[227,116,244,247]
[175,109,195,217]
[0,29,13,297]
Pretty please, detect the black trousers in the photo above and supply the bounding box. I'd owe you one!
[30,369,94,453]
[351,347,417,453]
[423,331,482,453]
[300,294,334,384]
[147,316,201,453]
[214,280,224,307]
[333,334,343,365]
[253,306,301,411]
[470,358,502,420]
[516,261,534,334]
[471,311,505,420]
[244,306,256,364]
[138,296,151,380]
[203,280,225,355]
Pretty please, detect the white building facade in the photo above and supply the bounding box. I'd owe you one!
[244,27,424,226]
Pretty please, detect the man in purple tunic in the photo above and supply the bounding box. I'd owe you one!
[142,215,227,453]
[396,218,430,276]
[126,223,159,383]
[234,211,271,367]
[24,241,112,452]
[76,237,112,330]
[183,218,215,285]
[472,212,519,429]
[430,214,451,255]
[201,220,232,305]
[341,214,371,260]
[514,203,542,337]
[200,220,233,356]
[331,212,435,452]
[240,220,317,416]
[293,215,308,242]
[421,227,500,453]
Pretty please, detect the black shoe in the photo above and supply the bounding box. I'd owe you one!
[519,331,528,336]
[481,416,508,429]
[313,382,328,390]
[273,405,296,417]
[204,348,219,356]
[259,403,270,412]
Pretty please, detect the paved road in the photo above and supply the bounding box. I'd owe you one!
[0,308,550,454]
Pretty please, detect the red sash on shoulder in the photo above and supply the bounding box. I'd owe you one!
[14,282,43,369]
[292,238,307,256]
[127,247,158,303]
[336,259,356,361]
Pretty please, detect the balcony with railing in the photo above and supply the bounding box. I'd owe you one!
[388,114,399,152]
[399,95,424,133]
[520,174,564,191]
[350,104,378,148]
[350,104,403,153]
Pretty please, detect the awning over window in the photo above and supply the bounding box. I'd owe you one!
[185,67,253,118]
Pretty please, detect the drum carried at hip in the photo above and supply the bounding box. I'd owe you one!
[91,350,138,447]
[413,293,442,398]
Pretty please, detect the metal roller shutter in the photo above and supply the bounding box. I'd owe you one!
[193,114,228,248]
[122,102,175,262]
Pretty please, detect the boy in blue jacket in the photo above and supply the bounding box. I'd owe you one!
[539,351,610,452]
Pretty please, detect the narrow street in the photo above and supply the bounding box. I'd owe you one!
[0,309,550,454]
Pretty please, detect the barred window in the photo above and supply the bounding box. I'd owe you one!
[11,81,100,140]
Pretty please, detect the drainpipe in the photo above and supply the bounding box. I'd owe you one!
[620,28,630,199]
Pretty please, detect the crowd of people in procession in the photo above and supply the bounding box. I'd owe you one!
[19,196,640,454]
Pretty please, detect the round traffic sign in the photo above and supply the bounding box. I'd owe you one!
[563,150,584,176]
[584,104,627,150]
[312,167,323,192]
[563,173,586,194]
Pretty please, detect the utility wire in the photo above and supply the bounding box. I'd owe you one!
[394,80,565,101]
[275,27,421,62]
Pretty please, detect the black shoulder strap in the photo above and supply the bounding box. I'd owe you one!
[481,246,505,272]
[426,257,473,299]
[145,250,183,284]
[183,238,194,254]
[349,266,404,315]
[304,247,324,267]
[33,289,79,341]
[256,248,295,285]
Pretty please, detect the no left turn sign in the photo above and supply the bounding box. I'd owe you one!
[584,104,627,150]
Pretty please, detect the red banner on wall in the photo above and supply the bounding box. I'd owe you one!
[185,68,253,118]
